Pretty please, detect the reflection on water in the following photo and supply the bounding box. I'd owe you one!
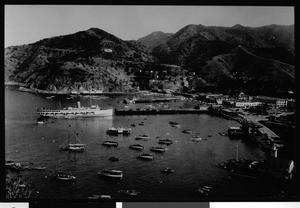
[5,87,283,200]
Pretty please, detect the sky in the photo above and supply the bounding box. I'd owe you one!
[4,5,294,47]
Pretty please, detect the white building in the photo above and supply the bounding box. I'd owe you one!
[234,101,262,108]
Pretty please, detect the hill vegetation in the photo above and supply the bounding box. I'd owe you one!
[5,24,294,96]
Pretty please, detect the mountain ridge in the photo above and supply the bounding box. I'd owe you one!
[5,24,294,96]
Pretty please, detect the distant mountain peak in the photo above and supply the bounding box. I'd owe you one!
[232,24,246,29]
[137,31,173,49]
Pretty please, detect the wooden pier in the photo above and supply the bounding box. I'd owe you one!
[115,108,208,115]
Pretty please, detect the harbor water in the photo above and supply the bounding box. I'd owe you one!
[5,86,292,200]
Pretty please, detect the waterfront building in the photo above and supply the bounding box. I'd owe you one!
[234,101,262,108]
[253,96,288,109]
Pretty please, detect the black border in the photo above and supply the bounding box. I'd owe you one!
[1,0,298,206]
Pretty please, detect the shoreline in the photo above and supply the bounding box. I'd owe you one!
[17,86,139,96]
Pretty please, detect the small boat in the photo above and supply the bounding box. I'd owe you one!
[109,156,119,162]
[88,194,112,199]
[56,172,76,181]
[129,144,144,150]
[161,167,175,174]
[106,127,131,135]
[169,121,180,127]
[158,139,173,145]
[102,141,118,147]
[203,186,213,190]
[182,129,192,134]
[137,153,154,160]
[100,195,112,199]
[135,134,150,140]
[191,133,202,142]
[98,169,123,179]
[18,184,26,188]
[60,129,86,152]
[46,95,55,99]
[34,166,47,170]
[219,132,227,136]
[36,116,47,124]
[119,189,140,196]
[88,195,101,199]
[150,146,166,153]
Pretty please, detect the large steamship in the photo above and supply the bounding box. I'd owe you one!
[37,101,113,118]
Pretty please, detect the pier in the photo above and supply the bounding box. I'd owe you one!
[115,107,209,115]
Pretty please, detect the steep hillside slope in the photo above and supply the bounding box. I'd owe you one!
[5,28,155,92]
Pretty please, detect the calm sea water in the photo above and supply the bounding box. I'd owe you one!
[5,86,289,200]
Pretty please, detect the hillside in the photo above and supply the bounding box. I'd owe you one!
[137,31,173,49]
[151,24,294,95]
[5,28,157,92]
[5,24,294,96]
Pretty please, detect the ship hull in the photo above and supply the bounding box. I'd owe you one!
[37,108,113,118]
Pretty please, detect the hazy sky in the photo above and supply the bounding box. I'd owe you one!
[5,5,294,47]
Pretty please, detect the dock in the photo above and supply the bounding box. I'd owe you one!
[115,107,208,115]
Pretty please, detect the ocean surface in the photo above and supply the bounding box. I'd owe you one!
[5,86,292,200]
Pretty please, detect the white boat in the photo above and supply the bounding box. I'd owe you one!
[60,130,85,152]
[150,146,166,152]
[191,133,202,142]
[56,172,76,181]
[106,127,131,135]
[137,153,154,160]
[98,169,123,179]
[36,116,47,124]
[135,134,150,140]
[102,141,118,147]
[169,121,180,127]
[88,194,112,199]
[37,101,113,118]
[34,166,47,170]
[129,144,144,150]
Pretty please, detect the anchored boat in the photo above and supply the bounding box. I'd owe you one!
[191,133,203,142]
[182,129,192,134]
[158,139,173,145]
[129,144,144,150]
[135,134,150,140]
[60,130,85,152]
[55,171,76,181]
[169,121,180,127]
[150,146,166,153]
[106,127,131,135]
[98,169,123,179]
[102,141,118,147]
[37,100,113,118]
[137,153,154,160]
